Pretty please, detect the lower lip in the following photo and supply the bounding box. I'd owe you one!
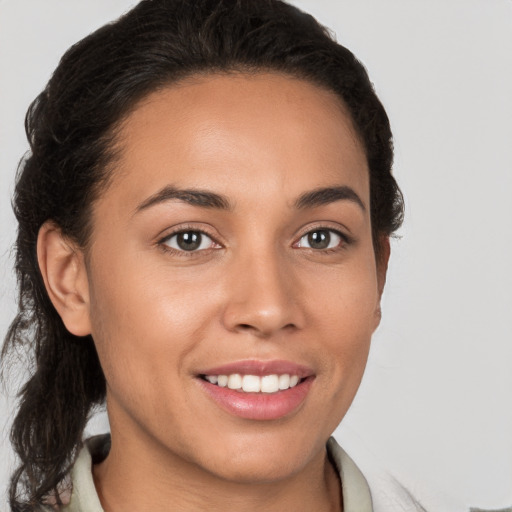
[198,377,314,420]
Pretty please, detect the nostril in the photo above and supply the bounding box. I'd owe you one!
[223,296,305,336]
[234,322,298,337]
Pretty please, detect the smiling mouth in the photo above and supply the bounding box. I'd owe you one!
[200,373,304,393]
[198,362,314,420]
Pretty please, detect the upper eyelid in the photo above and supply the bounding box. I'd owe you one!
[299,227,342,238]
[294,223,352,242]
[158,229,222,256]
[157,224,222,244]
[295,228,346,247]
[162,230,215,243]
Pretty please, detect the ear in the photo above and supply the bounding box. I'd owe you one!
[376,236,390,297]
[37,222,92,336]
[373,235,391,329]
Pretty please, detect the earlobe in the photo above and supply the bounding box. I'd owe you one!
[37,222,92,336]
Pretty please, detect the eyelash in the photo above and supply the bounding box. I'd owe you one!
[158,226,220,257]
[157,226,352,257]
[293,227,352,253]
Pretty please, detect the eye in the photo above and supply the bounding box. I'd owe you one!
[162,230,218,252]
[295,229,344,250]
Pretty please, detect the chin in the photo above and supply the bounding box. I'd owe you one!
[205,452,310,484]
[188,425,329,484]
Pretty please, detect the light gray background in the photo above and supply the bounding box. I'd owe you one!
[1,1,511,511]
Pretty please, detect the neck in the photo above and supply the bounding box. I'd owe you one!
[93,427,342,512]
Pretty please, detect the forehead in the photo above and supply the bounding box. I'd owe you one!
[104,72,369,212]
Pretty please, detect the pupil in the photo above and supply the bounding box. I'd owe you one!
[308,230,330,249]
[177,231,201,251]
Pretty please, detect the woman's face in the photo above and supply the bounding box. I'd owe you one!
[83,72,386,482]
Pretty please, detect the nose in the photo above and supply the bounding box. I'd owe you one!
[221,249,304,338]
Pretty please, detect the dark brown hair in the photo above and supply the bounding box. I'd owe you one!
[2,0,403,509]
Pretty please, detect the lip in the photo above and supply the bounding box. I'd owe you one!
[198,359,314,378]
[196,359,315,421]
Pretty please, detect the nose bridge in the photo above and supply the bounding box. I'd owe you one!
[222,244,302,336]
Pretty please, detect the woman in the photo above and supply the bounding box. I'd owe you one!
[2,0,416,510]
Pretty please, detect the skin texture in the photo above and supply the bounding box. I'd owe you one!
[38,73,389,512]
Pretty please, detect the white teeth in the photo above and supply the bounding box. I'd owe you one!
[227,374,242,390]
[278,374,290,390]
[204,373,302,393]
[242,375,261,392]
[261,374,279,393]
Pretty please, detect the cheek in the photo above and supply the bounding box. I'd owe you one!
[308,254,380,335]
[306,257,379,383]
[86,252,219,392]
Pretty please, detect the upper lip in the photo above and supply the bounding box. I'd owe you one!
[198,359,314,378]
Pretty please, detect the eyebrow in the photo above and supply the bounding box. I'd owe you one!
[135,186,232,213]
[134,184,365,214]
[294,186,366,211]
